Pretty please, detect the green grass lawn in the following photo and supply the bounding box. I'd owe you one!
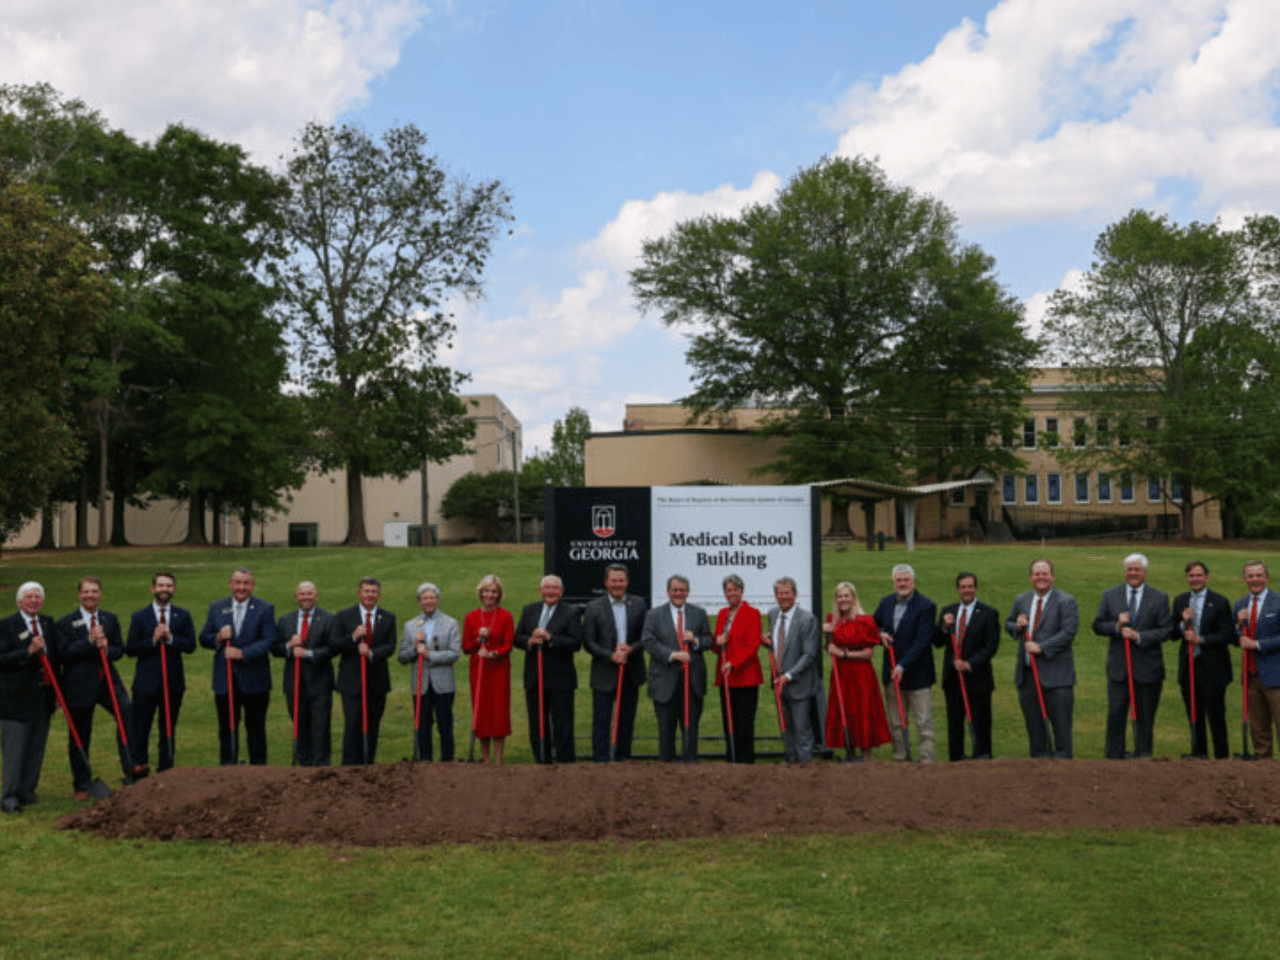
[1,540,1277,958]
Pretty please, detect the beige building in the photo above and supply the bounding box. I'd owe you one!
[11,394,522,549]
[585,371,1223,542]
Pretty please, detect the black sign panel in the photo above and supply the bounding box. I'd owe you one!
[545,487,652,603]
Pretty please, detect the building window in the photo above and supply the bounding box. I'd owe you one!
[1098,472,1112,503]
[1045,417,1060,448]
[1072,417,1088,449]
[1047,473,1061,504]
[1024,474,1039,504]
[1118,418,1131,448]
[1022,419,1036,449]
[1120,471,1134,503]
[1002,473,1016,504]
[950,486,966,506]
[1147,473,1162,502]
[1075,472,1089,504]
[1096,417,1110,448]
[1171,474,1184,502]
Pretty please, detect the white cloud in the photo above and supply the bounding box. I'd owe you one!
[829,0,1280,228]
[0,0,430,161]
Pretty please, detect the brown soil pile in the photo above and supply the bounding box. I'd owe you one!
[58,757,1280,846]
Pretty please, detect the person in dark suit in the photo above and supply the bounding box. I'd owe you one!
[1092,553,1172,758]
[873,564,937,762]
[1172,560,1235,759]
[515,574,582,763]
[641,574,712,762]
[273,581,335,766]
[56,576,140,792]
[581,563,647,762]
[331,577,396,765]
[1236,560,1280,757]
[125,571,197,774]
[1006,557,1078,759]
[932,571,1000,761]
[0,582,59,813]
[764,576,820,763]
[199,566,276,765]
[397,581,461,763]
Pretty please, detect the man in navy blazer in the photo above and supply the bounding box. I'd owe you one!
[874,564,937,762]
[515,574,583,763]
[932,571,1000,761]
[1236,560,1280,758]
[0,582,60,813]
[199,567,276,765]
[56,576,140,791]
[273,581,336,766]
[1092,553,1172,758]
[581,563,647,762]
[331,577,397,765]
[125,571,197,774]
[1172,560,1236,759]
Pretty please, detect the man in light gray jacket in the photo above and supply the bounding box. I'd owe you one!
[398,582,461,762]
[764,576,820,763]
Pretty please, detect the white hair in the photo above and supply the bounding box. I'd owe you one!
[891,564,915,579]
[539,574,563,590]
[1124,553,1149,570]
[416,582,440,599]
[15,581,44,604]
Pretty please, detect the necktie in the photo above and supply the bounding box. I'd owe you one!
[1028,597,1043,665]
[31,616,39,639]
[776,612,787,661]
[91,613,97,633]
[1128,588,1138,622]
[958,607,969,641]
[234,603,245,636]
[365,611,373,642]
[159,608,166,627]
[301,611,310,646]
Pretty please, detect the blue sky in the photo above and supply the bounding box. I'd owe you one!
[6,0,1280,453]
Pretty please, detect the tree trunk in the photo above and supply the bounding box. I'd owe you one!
[110,464,129,547]
[1181,498,1196,540]
[75,477,89,548]
[863,500,877,552]
[826,495,853,537]
[211,498,223,546]
[37,502,57,549]
[344,468,371,545]
[97,402,109,548]
[184,489,208,545]
[242,502,253,548]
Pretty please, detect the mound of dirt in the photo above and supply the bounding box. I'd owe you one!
[58,757,1280,846]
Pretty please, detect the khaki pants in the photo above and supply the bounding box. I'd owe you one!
[883,684,935,762]
[1246,675,1280,758]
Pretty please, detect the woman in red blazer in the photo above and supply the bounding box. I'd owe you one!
[714,574,764,763]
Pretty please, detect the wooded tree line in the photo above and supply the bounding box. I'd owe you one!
[0,83,511,548]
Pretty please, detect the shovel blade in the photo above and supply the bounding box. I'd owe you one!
[87,777,113,801]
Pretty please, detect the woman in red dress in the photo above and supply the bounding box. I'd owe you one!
[824,581,890,760]
[713,574,763,763]
[462,574,514,765]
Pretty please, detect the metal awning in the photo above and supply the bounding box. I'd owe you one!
[812,472,996,550]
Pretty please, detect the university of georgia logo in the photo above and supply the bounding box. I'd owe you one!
[592,505,616,538]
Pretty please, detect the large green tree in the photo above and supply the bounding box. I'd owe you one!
[545,406,591,486]
[631,155,1034,528]
[276,122,513,545]
[1044,210,1280,539]
[0,173,108,545]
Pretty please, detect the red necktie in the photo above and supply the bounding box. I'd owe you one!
[365,612,373,642]
[1249,597,1260,675]
[301,611,310,645]
[958,607,969,641]
[1031,598,1044,640]
[159,608,166,627]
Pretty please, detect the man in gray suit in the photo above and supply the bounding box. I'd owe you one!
[1006,558,1078,759]
[764,576,820,763]
[273,581,335,766]
[398,582,461,762]
[1092,553,1172,758]
[582,563,647,762]
[641,574,711,762]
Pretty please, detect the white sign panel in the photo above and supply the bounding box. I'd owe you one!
[649,485,814,618]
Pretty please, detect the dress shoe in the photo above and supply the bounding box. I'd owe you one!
[74,791,90,802]
[132,764,150,780]
[1,798,20,814]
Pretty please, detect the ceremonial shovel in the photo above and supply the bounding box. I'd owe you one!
[41,654,111,800]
